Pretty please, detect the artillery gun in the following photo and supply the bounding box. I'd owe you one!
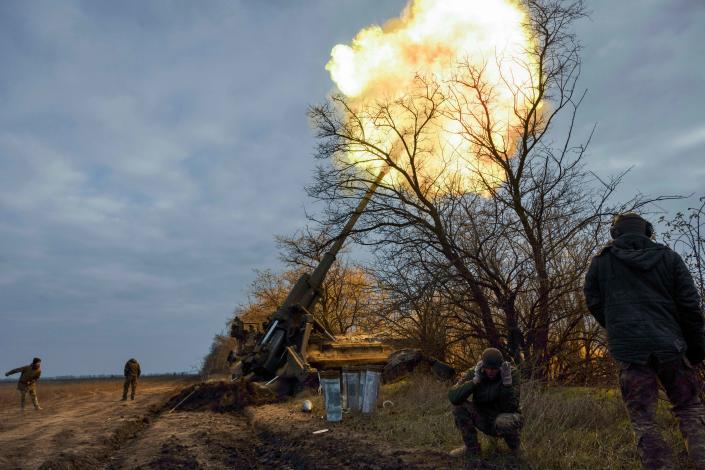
[230,171,393,392]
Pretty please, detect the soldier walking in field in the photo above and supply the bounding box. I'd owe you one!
[122,358,141,401]
[448,348,522,461]
[5,357,43,411]
[584,213,705,469]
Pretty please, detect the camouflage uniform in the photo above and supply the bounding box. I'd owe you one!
[5,363,42,410]
[619,357,705,470]
[122,358,141,400]
[584,214,705,470]
[452,401,522,453]
[448,355,522,455]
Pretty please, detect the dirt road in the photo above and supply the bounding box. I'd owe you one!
[0,378,194,469]
[0,378,462,469]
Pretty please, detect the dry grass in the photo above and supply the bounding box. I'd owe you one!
[303,373,696,469]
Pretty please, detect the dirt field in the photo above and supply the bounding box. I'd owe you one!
[0,376,469,470]
[0,377,196,469]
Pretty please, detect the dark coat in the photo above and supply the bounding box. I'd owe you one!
[448,368,520,414]
[584,234,705,364]
[124,359,141,378]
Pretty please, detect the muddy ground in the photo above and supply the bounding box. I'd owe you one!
[0,377,475,469]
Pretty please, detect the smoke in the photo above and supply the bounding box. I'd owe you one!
[325,0,540,194]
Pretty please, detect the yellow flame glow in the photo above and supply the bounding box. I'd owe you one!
[326,0,540,194]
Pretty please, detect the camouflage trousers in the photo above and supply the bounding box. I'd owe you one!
[18,383,39,410]
[619,356,705,470]
[123,376,137,400]
[452,402,522,454]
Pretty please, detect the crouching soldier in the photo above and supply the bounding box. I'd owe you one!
[5,357,43,411]
[122,358,141,401]
[448,348,521,460]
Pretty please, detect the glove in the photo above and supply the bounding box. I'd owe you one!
[472,361,483,384]
[500,361,512,385]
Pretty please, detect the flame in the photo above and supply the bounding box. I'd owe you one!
[326,0,540,194]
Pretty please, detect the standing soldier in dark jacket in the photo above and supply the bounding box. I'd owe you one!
[5,357,43,411]
[584,213,705,469]
[122,358,141,401]
[448,348,522,460]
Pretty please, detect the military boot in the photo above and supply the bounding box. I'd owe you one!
[504,433,521,453]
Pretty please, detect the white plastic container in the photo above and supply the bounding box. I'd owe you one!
[320,371,342,422]
[342,368,361,411]
[361,369,381,414]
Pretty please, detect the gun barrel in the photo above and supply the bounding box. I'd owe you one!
[308,168,388,289]
[234,167,389,383]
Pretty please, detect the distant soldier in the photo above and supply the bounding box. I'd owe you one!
[584,213,705,469]
[122,358,141,401]
[5,357,43,411]
[448,348,522,460]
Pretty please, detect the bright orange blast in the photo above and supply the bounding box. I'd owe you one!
[326,0,540,194]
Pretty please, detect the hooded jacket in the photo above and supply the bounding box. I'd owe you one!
[584,233,705,364]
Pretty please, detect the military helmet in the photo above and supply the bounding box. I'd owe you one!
[610,212,654,239]
[481,348,503,368]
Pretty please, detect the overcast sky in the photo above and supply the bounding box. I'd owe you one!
[1,0,703,376]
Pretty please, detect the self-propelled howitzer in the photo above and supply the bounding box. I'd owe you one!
[231,170,391,389]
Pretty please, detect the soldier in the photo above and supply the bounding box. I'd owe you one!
[448,348,522,460]
[584,213,705,469]
[5,357,43,411]
[122,358,141,401]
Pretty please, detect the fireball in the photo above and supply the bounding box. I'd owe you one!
[326,0,540,194]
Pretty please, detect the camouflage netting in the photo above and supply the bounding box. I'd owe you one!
[163,379,277,413]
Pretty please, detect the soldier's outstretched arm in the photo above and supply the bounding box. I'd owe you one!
[583,257,605,327]
[5,367,23,376]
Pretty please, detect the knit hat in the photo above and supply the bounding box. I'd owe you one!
[481,348,503,368]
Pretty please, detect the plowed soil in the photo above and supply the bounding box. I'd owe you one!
[0,377,468,469]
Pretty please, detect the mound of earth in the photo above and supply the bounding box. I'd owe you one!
[163,379,277,413]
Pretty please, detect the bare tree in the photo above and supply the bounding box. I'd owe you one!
[274,226,378,334]
[661,196,705,307]
[201,334,237,377]
[307,0,673,376]
[660,196,705,400]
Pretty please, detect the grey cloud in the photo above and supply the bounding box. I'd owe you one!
[2,0,699,376]
[0,0,407,375]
